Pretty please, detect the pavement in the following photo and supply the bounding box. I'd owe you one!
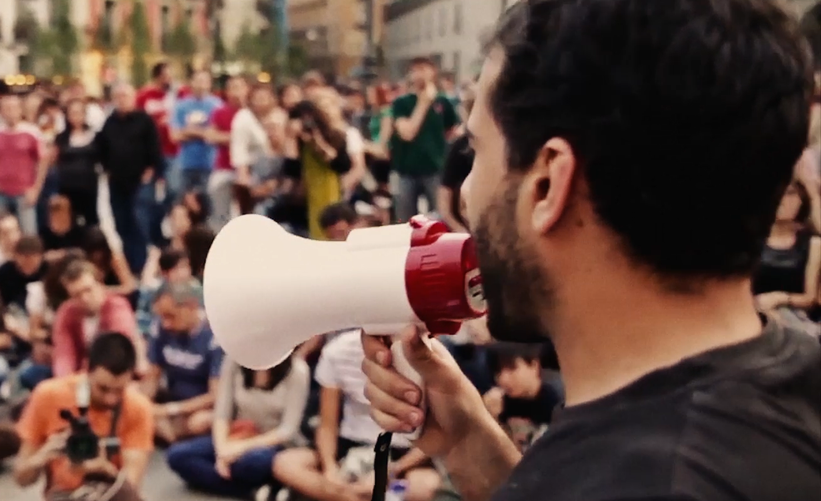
[0,451,237,501]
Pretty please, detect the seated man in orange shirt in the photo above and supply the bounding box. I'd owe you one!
[13,332,154,497]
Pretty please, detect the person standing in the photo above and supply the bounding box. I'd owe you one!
[390,57,460,222]
[96,83,163,274]
[362,2,821,501]
[54,99,100,226]
[171,71,222,195]
[0,94,49,235]
[206,76,248,231]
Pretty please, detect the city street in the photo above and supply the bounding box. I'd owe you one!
[0,452,236,501]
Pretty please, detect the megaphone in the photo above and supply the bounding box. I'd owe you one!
[203,214,487,436]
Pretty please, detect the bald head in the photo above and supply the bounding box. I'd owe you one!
[112,83,136,113]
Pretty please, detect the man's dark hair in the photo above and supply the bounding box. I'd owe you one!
[159,247,188,273]
[60,259,98,284]
[487,342,544,376]
[14,235,43,256]
[488,0,814,281]
[87,332,137,376]
[410,56,435,68]
[319,202,359,230]
[151,62,168,80]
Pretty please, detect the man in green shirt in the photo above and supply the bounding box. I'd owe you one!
[391,57,460,222]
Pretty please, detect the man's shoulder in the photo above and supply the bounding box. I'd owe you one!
[31,375,77,402]
[103,294,135,314]
[319,329,363,361]
[393,93,416,106]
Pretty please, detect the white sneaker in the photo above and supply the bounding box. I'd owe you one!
[254,485,271,501]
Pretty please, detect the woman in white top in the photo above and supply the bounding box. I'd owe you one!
[231,84,288,215]
[274,330,441,501]
[166,354,310,498]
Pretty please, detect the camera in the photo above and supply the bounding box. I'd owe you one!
[60,409,99,463]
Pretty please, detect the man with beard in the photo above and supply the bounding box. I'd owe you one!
[360,1,821,501]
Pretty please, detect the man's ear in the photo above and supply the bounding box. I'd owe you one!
[523,138,577,236]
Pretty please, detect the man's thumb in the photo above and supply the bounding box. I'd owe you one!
[399,325,446,380]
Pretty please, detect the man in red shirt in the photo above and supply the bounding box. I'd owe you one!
[0,95,48,235]
[137,62,189,196]
[206,75,248,230]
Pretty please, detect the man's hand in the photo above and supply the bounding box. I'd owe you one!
[418,81,438,104]
[483,388,505,420]
[31,431,69,468]
[323,464,349,488]
[23,187,40,207]
[215,458,231,479]
[361,326,489,458]
[80,455,119,478]
[153,402,181,418]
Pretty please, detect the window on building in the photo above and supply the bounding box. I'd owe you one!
[453,1,463,35]
[453,51,461,81]
[439,7,448,37]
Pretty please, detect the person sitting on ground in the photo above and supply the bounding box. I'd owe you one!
[135,247,202,337]
[19,250,87,390]
[51,259,146,378]
[13,332,154,498]
[0,235,48,311]
[166,354,310,499]
[142,202,193,285]
[0,210,22,266]
[273,329,441,501]
[80,226,137,299]
[39,195,87,262]
[141,281,223,445]
[483,343,564,452]
[319,201,361,242]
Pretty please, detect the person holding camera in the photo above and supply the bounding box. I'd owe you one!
[13,332,153,500]
[283,89,357,240]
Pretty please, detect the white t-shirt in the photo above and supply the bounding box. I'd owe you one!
[346,127,365,156]
[314,329,411,448]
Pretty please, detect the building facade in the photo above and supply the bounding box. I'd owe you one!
[287,0,387,79]
[383,0,821,82]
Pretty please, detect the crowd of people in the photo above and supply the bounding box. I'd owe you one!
[0,43,817,501]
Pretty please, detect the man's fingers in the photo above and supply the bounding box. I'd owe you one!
[361,357,421,405]
[370,407,414,434]
[363,379,422,430]
[361,332,392,366]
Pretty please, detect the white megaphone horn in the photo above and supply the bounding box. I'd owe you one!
[203,214,487,437]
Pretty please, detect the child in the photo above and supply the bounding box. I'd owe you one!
[483,342,564,452]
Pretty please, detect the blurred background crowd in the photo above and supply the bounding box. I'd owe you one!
[0,1,819,501]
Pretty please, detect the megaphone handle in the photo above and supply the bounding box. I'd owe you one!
[389,340,426,441]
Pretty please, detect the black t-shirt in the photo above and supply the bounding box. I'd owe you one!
[0,261,47,309]
[492,321,821,501]
[440,135,473,229]
[40,225,86,252]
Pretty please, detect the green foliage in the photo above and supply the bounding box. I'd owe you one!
[166,18,197,61]
[128,0,152,85]
[233,22,280,74]
[50,0,79,75]
[287,43,310,77]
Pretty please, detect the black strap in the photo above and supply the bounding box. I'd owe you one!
[104,404,122,459]
[370,432,393,501]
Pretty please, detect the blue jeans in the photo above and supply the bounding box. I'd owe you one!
[166,435,279,498]
[109,182,154,274]
[180,169,211,194]
[393,173,440,223]
[18,363,52,391]
[0,194,37,235]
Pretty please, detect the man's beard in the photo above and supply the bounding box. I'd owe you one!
[472,178,555,345]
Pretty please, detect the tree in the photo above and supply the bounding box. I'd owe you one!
[14,6,48,73]
[91,14,116,55]
[232,22,279,75]
[166,18,197,64]
[49,0,79,76]
[127,0,152,86]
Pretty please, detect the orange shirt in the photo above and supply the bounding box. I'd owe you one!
[16,375,154,493]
